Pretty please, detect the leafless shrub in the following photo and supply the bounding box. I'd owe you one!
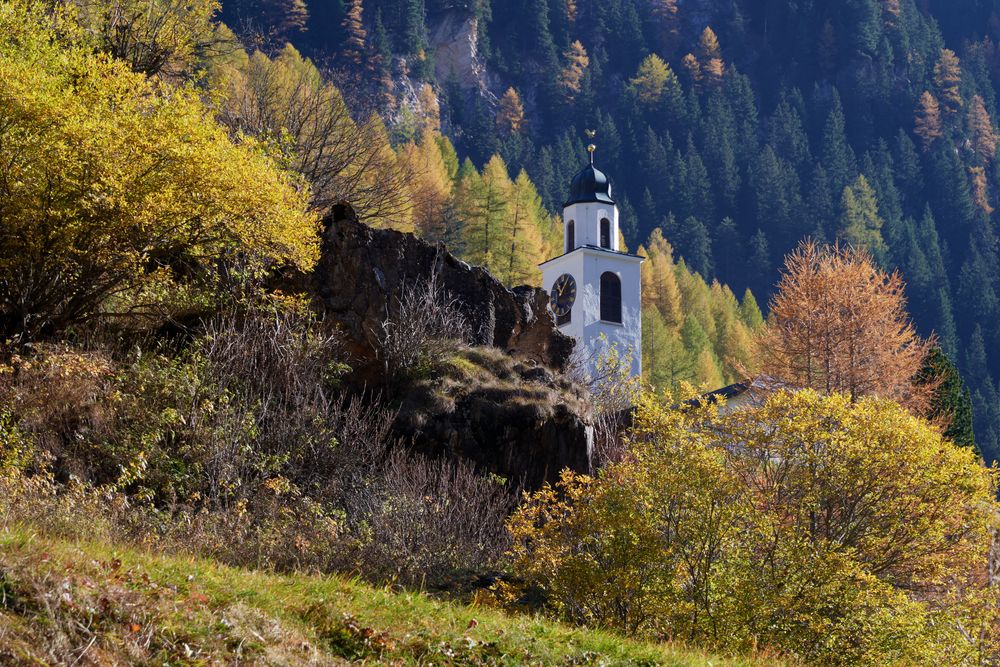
[201,305,343,409]
[588,344,641,468]
[375,268,472,393]
[1,303,519,592]
[190,307,399,506]
[0,345,119,481]
[348,449,517,589]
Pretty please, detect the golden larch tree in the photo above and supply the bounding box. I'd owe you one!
[649,0,679,51]
[565,0,577,24]
[914,90,943,150]
[558,40,589,101]
[641,229,684,328]
[630,53,673,104]
[969,165,993,215]
[760,240,934,413]
[697,26,724,84]
[342,0,366,65]
[933,48,963,114]
[398,130,452,241]
[417,84,441,133]
[681,52,701,85]
[968,94,996,163]
[496,87,525,134]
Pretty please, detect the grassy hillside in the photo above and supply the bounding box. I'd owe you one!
[0,525,780,666]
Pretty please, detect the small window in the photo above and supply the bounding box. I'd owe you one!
[566,220,575,253]
[600,218,611,248]
[600,272,622,323]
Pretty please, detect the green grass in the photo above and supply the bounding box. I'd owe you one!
[0,524,783,666]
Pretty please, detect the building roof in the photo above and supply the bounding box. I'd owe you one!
[691,375,790,411]
[538,244,645,267]
[564,162,616,207]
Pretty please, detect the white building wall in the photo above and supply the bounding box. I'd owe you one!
[562,203,620,251]
[541,247,642,379]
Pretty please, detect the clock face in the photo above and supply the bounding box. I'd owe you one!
[550,273,577,317]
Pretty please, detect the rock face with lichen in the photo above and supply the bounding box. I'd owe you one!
[313,206,592,486]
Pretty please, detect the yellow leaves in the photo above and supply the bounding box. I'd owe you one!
[629,54,674,105]
[0,1,317,336]
[914,90,943,151]
[558,41,589,100]
[933,48,963,114]
[496,87,525,134]
[503,388,998,662]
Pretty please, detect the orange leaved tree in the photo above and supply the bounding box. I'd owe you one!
[760,240,934,413]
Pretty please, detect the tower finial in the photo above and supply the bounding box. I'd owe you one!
[585,129,597,164]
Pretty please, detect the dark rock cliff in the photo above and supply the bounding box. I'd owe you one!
[313,206,592,487]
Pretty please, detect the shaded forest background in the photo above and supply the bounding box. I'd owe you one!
[217,0,1000,460]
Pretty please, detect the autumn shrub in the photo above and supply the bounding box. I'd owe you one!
[376,269,473,394]
[588,340,642,467]
[0,411,39,480]
[347,449,516,588]
[0,305,515,588]
[501,390,999,665]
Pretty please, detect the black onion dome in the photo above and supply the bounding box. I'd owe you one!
[563,163,615,207]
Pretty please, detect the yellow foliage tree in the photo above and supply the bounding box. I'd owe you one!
[0,1,316,341]
[914,90,943,150]
[417,83,441,133]
[342,0,366,65]
[649,0,679,51]
[640,230,683,328]
[558,40,589,101]
[629,53,674,105]
[399,130,453,241]
[74,0,227,79]
[216,44,413,227]
[934,48,963,114]
[697,26,724,84]
[681,52,700,84]
[502,389,998,664]
[968,94,996,163]
[496,87,526,134]
[760,240,933,412]
[969,165,993,215]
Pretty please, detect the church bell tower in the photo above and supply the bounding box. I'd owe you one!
[540,134,643,379]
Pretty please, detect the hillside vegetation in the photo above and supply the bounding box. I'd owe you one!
[2,0,1000,665]
[0,526,774,666]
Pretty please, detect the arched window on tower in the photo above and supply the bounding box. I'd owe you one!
[600,218,611,249]
[600,272,622,323]
[566,220,575,253]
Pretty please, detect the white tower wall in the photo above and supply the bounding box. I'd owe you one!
[562,203,620,252]
[542,249,642,378]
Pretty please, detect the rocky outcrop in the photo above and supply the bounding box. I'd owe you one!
[314,205,575,376]
[313,206,590,486]
[428,10,496,105]
[399,350,594,489]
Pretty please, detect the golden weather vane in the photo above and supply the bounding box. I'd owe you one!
[585,129,597,163]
